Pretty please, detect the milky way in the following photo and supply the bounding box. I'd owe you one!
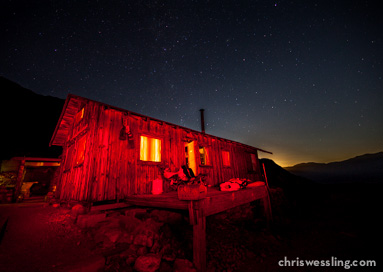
[1,0,382,166]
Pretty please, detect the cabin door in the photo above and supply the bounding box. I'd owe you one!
[185,141,197,175]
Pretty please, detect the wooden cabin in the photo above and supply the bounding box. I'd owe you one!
[50,94,271,202]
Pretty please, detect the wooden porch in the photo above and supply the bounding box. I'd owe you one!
[124,183,272,272]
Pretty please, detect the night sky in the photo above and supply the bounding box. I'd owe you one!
[1,0,382,166]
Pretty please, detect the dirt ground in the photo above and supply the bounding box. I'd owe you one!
[0,184,381,271]
[235,184,382,271]
[0,200,99,272]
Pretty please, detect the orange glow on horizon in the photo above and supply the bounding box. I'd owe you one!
[258,154,291,168]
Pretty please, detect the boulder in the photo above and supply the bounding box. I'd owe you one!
[118,232,134,244]
[124,208,149,219]
[120,214,142,233]
[120,248,137,259]
[150,209,183,224]
[104,228,123,243]
[150,240,161,254]
[71,204,87,219]
[136,246,148,256]
[76,213,106,228]
[120,247,137,266]
[133,254,161,272]
[126,255,136,266]
[158,261,172,272]
[133,218,162,247]
[173,259,196,272]
[160,244,176,261]
[134,233,150,247]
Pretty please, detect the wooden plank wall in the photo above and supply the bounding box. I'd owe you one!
[57,99,97,201]
[56,99,265,202]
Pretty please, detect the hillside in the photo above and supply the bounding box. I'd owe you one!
[285,152,383,183]
[260,158,326,205]
[0,77,65,160]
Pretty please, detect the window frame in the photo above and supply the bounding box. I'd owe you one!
[63,130,87,172]
[221,150,231,167]
[63,142,75,172]
[74,107,85,126]
[74,134,87,167]
[139,134,163,163]
[199,146,212,167]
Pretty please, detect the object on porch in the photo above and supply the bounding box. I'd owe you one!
[177,183,207,200]
[219,178,250,191]
[151,177,163,195]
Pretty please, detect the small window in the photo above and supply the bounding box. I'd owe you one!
[74,107,85,125]
[199,147,211,166]
[140,136,161,162]
[222,151,230,167]
[64,144,75,172]
[251,153,257,171]
[76,135,87,166]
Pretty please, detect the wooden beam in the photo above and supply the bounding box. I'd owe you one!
[91,202,131,212]
[262,192,273,224]
[11,157,61,162]
[204,186,268,216]
[14,159,25,202]
[193,215,206,272]
[189,200,206,272]
[125,193,188,210]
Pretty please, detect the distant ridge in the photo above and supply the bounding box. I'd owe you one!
[284,152,383,183]
[0,77,65,160]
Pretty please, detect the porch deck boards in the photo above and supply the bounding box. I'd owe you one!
[125,185,268,215]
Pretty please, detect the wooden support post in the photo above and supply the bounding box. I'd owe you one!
[262,163,273,224]
[193,213,206,272]
[188,200,207,272]
[14,159,25,202]
[262,194,273,224]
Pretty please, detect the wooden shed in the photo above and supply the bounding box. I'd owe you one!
[50,94,271,202]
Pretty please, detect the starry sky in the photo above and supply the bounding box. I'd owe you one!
[1,0,382,167]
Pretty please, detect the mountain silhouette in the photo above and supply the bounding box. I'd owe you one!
[0,77,64,160]
[284,152,383,183]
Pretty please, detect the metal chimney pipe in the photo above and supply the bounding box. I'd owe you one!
[200,109,205,133]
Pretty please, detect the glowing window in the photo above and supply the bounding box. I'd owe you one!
[64,144,75,171]
[222,151,230,167]
[76,135,86,166]
[251,153,257,171]
[199,147,211,166]
[74,107,85,125]
[140,136,161,162]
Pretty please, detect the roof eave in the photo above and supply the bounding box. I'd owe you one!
[49,94,72,147]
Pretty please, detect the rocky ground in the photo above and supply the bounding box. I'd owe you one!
[0,184,381,271]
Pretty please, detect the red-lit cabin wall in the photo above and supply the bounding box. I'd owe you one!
[56,98,264,202]
[193,134,263,185]
[56,99,96,201]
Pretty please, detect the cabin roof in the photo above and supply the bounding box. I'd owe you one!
[50,94,272,154]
